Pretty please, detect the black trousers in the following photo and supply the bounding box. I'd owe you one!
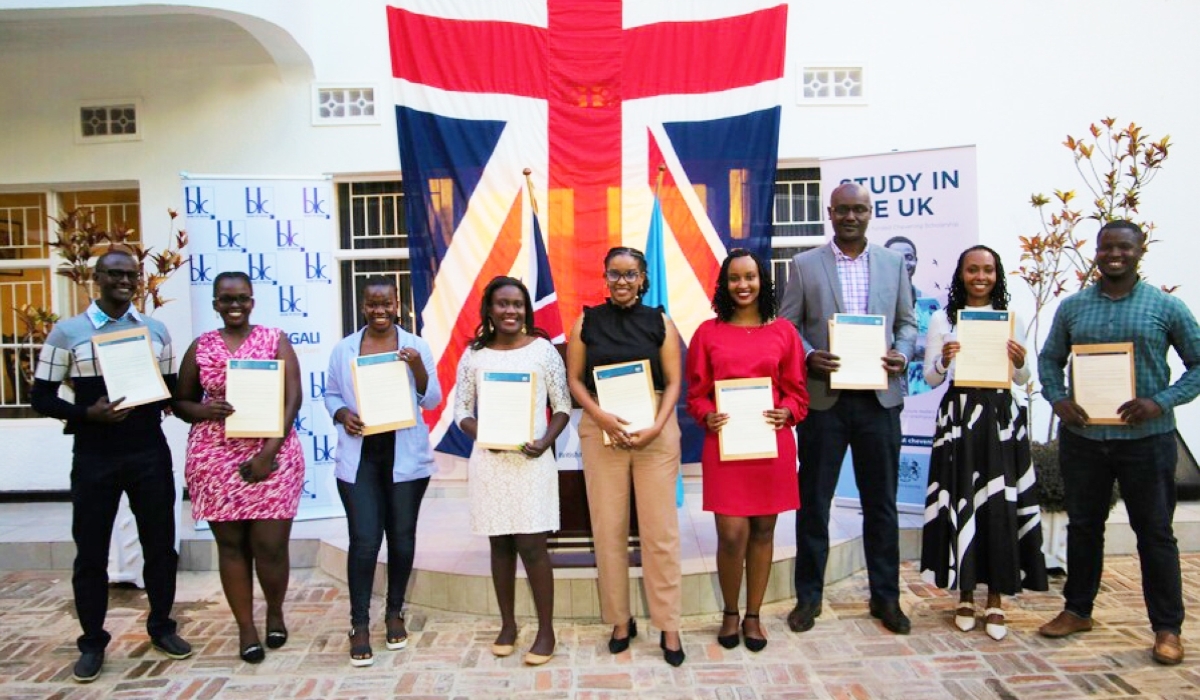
[794,391,902,605]
[71,441,179,652]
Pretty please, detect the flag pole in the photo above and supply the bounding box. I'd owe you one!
[654,163,665,201]
[523,168,540,216]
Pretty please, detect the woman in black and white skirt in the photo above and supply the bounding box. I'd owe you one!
[920,245,1048,640]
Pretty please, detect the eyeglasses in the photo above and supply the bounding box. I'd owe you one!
[831,204,871,216]
[605,269,643,282]
[214,294,253,305]
[97,269,139,281]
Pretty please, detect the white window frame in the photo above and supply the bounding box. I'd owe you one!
[76,98,144,144]
[796,64,867,106]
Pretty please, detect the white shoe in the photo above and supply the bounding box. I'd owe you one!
[984,607,1007,640]
[954,605,976,632]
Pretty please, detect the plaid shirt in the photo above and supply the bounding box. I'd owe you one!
[831,240,870,315]
[1039,280,1200,440]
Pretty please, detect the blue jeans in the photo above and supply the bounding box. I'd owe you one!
[71,441,178,652]
[794,391,902,605]
[336,433,430,627]
[1059,429,1183,633]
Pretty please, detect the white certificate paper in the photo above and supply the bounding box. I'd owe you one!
[715,377,777,461]
[593,359,657,441]
[91,327,170,409]
[475,370,535,450]
[953,310,1014,389]
[224,359,285,438]
[829,314,888,390]
[352,352,416,435]
[1072,342,1136,426]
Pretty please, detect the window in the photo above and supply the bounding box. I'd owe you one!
[798,66,866,105]
[774,167,823,237]
[77,99,142,143]
[336,180,415,334]
[313,85,380,126]
[0,188,140,416]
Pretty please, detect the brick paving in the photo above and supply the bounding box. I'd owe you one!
[0,555,1195,699]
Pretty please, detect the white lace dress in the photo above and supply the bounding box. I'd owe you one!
[454,337,571,536]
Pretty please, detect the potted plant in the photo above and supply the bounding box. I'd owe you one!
[1031,439,1120,573]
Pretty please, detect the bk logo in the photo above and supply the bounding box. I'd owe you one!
[184,187,214,218]
[278,286,307,316]
[305,253,331,283]
[247,254,276,284]
[303,187,329,217]
[275,220,303,249]
[308,371,326,400]
[311,435,335,464]
[188,254,214,285]
[216,220,246,251]
[244,187,273,217]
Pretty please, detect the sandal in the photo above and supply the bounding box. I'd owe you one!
[348,628,374,667]
[984,607,1007,641]
[954,604,976,632]
[386,613,408,651]
[717,610,740,649]
[742,613,767,653]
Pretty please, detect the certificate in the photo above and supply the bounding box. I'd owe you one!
[593,359,657,443]
[715,377,778,461]
[1071,342,1136,425]
[475,370,536,450]
[224,359,285,438]
[91,327,170,408]
[829,314,888,390]
[953,310,1014,389]
[351,352,417,435]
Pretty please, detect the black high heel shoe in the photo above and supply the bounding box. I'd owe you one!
[608,617,637,654]
[660,631,685,667]
[717,610,740,649]
[742,613,767,652]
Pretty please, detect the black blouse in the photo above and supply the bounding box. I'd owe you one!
[581,299,667,393]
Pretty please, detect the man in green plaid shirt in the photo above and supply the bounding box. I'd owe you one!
[1036,220,1200,665]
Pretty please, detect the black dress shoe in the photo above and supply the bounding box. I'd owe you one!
[660,631,685,667]
[72,650,104,683]
[869,599,911,635]
[266,628,289,650]
[717,610,740,649]
[607,617,637,654]
[786,601,822,633]
[151,632,195,659]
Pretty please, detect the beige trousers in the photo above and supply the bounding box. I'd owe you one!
[580,408,682,632]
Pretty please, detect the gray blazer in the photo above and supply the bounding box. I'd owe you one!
[778,242,918,411]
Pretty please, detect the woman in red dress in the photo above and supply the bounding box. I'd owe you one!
[686,249,808,652]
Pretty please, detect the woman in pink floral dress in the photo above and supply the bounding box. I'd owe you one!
[175,271,304,664]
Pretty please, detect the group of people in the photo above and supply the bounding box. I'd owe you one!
[31,181,1197,683]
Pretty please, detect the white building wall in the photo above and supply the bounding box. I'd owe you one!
[2,0,1198,489]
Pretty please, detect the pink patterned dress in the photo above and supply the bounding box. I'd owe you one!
[185,326,305,521]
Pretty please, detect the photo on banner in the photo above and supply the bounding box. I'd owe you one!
[819,146,978,513]
[182,176,343,526]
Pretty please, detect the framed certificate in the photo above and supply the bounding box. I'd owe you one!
[225,359,285,438]
[351,352,417,435]
[593,359,657,444]
[91,327,170,408]
[953,310,1014,389]
[475,370,536,450]
[715,377,777,461]
[829,314,888,390]
[1071,342,1136,425]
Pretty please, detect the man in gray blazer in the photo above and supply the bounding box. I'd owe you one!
[779,182,918,635]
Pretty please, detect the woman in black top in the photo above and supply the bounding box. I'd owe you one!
[566,246,686,667]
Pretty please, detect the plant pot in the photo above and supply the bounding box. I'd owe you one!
[1041,509,1068,573]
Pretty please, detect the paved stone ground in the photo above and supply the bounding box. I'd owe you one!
[0,555,1196,699]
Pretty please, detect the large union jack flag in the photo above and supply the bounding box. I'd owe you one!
[389,0,787,456]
